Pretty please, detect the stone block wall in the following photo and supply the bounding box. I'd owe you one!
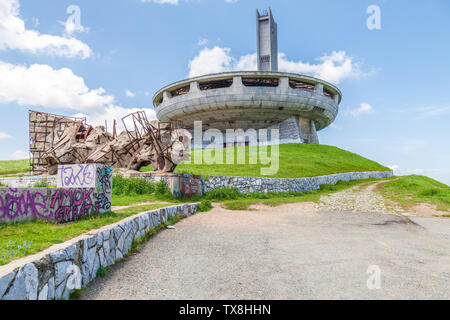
[0,176,57,188]
[203,171,394,194]
[0,203,199,300]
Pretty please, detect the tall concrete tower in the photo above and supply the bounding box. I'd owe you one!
[256,8,278,72]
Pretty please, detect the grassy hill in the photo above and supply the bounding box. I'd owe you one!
[379,175,450,212]
[144,143,391,178]
[0,159,30,176]
[1,144,390,178]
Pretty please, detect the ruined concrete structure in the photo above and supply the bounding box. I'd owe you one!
[29,111,191,175]
[153,8,341,146]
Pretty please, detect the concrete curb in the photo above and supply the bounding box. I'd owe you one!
[0,203,199,300]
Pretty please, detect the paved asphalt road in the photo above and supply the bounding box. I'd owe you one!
[82,203,450,300]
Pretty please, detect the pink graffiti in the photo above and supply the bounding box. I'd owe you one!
[50,188,98,223]
[0,188,49,221]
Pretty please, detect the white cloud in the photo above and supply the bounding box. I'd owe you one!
[388,165,424,176]
[0,60,155,133]
[59,20,89,37]
[188,47,365,84]
[350,102,374,117]
[0,0,92,58]
[73,106,156,131]
[140,0,179,4]
[0,61,115,112]
[418,106,450,118]
[10,150,29,160]
[224,0,239,3]
[188,46,234,78]
[125,90,136,97]
[329,123,341,129]
[197,38,209,46]
[0,132,12,139]
[279,51,364,84]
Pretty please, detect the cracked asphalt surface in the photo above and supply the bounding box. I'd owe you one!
[82,203,450,300]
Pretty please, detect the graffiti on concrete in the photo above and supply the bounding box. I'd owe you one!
[94,166,112,211]
[58,164,96,188]
[50,188,99,223]
[0,188,49,221]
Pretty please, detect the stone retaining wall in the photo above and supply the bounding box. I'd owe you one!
[0,176,56,188]
[203,171,394,194]
[0,203,199,300]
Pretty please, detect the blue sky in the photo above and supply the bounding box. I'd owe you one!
[0,0,449,185]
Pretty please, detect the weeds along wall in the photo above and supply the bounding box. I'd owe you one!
[0,164,113,224]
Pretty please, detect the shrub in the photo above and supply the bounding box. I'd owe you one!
[112,176,156,196]
[204,188,242,201]
[33,179,49,188]
[197,200,212,212]
[155,180,171,196]
[96,266,110,278]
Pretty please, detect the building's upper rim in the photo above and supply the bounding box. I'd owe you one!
[152,71,342,105]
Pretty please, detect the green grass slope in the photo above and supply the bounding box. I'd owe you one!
[1,144,390,179]
[170,144,390,178]
[379,175,450,212]
[0,159,30,176]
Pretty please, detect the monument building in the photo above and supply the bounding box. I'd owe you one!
[153,8,341,147]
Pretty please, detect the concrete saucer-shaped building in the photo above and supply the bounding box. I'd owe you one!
[153,8,342,146]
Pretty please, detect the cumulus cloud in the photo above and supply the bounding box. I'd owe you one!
[140,0,179,4]
[0,132,12,139]
[0,61,115,112]
[188,47,365,84]
[188,46,234,78]
[59,11,90,36]
[125,90,136,97]
[350,103,374,117]
[0,0,92,58]
[0,60,156,132]
[10,150,29,160]
[73,105,156,131]
[388,165,424,176]
[279,51,363,84]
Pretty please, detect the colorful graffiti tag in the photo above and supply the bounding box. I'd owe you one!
[50,188,99,223]
[58,164,96,188]
[94,166,112,211]
[0,188,49,221]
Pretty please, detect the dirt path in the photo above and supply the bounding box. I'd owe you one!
[315,180,406,215]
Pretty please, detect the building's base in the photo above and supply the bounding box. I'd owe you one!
[192,116,320,149]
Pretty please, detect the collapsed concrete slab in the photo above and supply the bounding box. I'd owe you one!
[29,111,191,175]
